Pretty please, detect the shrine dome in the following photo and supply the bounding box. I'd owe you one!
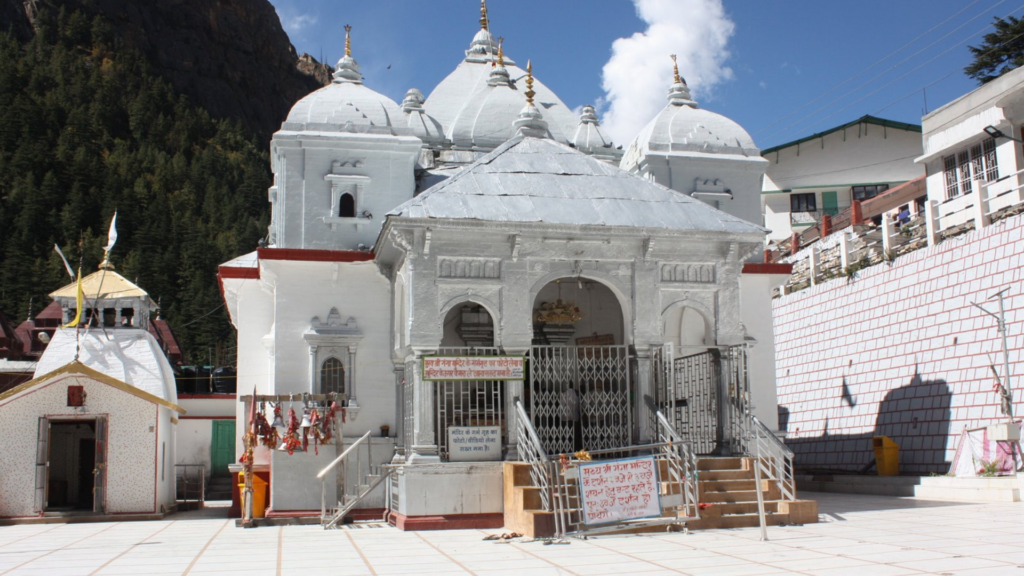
[423,11,577,149]
[620,64,760,171]
[281,28,404,133]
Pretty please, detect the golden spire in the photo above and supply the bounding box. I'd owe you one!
[496,37,505,67]
[670,54,682,84]
[480,0,489,31]
[525,59,535,106]
[344,24,352,57]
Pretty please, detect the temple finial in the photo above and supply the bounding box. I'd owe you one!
[344,24,352,57]
[525,59,535,106]
[670,54,682,85]
[497,37,505,68]
[480,0,489,31]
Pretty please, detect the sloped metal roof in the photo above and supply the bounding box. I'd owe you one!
[389,136,767,235]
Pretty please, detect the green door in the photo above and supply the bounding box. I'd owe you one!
[210,420,236,478]
[821,191,839,216]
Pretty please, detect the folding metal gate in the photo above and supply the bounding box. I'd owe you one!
[528,345,633,456]
[652,347,722,455]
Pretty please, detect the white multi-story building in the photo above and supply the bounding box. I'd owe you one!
[916,65,1024,231]
[762,115,924,242]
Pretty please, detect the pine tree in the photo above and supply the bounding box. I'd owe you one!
[965,16,1024,84]
[0,6,271,363]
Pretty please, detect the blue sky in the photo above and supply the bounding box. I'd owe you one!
[268,0,1019,149]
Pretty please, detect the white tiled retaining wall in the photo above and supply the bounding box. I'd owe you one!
[773,213,1024,474]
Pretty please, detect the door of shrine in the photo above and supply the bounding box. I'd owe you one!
[527,345,634,456]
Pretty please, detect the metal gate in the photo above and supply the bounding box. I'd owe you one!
[651,347,722,455]
[528,345,632,456]
[434,347,506,462]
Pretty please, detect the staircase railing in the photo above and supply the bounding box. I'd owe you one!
[318,430,392,529]
[655,410,701,520]
[730,401,796,502]
[514,400,553,511]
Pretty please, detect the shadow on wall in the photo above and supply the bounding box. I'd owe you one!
[780,371,952,475]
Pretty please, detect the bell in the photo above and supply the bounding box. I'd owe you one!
[271,413,285,429]
[300,409,312,429]
[278,441,289,451]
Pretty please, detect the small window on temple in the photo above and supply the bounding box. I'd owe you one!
[103,308,117,327]
[121,308,134,327]
[339,193,356,218]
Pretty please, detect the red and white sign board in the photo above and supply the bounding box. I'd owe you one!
[421,356,525,381]
[578,456,661,525]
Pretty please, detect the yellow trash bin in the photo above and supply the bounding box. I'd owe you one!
[872,436,899,476]
[238,472,268,518]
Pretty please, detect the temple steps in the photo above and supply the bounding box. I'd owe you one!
[503,457,817,537]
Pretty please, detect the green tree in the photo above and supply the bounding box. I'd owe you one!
[0,6,271,363]
[966,16,1024,84]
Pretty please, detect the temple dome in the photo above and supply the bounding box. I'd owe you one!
[423,20,577,149]
[281,28,405,133]
[620,71,760,171]
[572,105,620,161]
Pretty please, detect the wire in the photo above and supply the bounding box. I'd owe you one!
[801,24,1024,135]
[760,3,1024,144]
[873,71,958,115]
[753,0,998,137]
[767,153,922,184]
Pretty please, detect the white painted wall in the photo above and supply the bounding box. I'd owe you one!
[175,397,234,481]
[773,212,1024,474]
[766,124,923,190]
[261,259,395,436]
[0,373,161,517]
[270,133,421,250]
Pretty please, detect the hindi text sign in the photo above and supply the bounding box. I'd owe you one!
[447,426,502,461]
[577,456,661,525]
[422,356,524,381]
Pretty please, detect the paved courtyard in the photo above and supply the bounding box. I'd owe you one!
[1,493,1023,576]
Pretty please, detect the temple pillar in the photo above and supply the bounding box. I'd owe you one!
[407,354,440,463]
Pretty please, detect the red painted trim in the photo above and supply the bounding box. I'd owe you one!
[179,416,234,420]
[387,511,504,531]
[742,263,793,275]
[257,247,374,263]
[218,266,260,280]
[178,394,236,400]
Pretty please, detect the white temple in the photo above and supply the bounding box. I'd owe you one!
[219,6,792,529]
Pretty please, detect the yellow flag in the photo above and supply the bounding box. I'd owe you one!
[63,268,84,328]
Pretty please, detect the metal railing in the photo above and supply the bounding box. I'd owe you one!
[730,404,796,502]
[175,464,205,509]
[514,400,553,513]
[654,411,701,520]
[318,431,391,528]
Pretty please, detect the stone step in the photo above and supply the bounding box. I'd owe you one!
[698,469,754,481]
[686,511,788,531]
[697,458,746,471]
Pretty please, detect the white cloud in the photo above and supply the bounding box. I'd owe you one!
[286,13,318,33]
[598,0,735,145]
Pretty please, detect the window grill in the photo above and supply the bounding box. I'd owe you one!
[320,357,345,395]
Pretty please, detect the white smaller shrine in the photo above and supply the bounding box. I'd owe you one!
[0,263,183,519]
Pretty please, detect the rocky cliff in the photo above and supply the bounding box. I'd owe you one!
[1,0,331,141]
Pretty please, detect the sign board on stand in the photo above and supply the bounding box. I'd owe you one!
[577,456,661,525]
[422,356,525,381]
[447,426,502,461]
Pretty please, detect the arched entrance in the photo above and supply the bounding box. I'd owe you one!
[660,303,720,454]
[435,303,504,461]
[528,278,632,455]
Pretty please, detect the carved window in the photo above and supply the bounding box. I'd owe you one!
[320,357,345,394]
[339,193,356,218]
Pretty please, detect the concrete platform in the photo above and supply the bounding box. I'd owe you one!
[1,492,1023,575]
[798,473,1024,502]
